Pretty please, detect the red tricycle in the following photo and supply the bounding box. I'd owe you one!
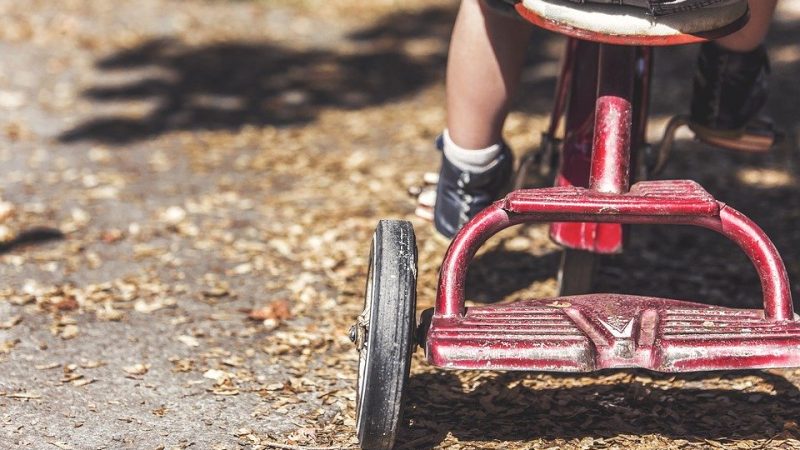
[350,1,795,449]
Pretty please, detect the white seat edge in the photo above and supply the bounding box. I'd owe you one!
[520,0,748,37]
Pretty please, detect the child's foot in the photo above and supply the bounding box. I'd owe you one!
[433,135,513,239]
[689,41,779,152]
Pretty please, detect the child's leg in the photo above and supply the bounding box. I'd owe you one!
[446,0,533,149]
[432,0,533,238]
[689,0,778,151]
[715,0,778,52]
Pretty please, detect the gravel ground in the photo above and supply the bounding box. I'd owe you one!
[1,1,800,449]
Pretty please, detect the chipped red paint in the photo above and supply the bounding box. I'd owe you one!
[426,295,800,372]
[550,42,630,254]
[545,38,579,138]
[435,181,792,319]
[428,180,794,370]
[695,206,793,321]
[589,96,632,194]
[424,4,795,376]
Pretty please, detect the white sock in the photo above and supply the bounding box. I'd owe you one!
[442,129,503,174]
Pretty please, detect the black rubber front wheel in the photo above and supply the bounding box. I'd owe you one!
[354,220,417,450]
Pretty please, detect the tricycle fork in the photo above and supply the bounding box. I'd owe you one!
[550,41,652,253]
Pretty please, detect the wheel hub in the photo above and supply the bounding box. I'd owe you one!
[349,315,368,351]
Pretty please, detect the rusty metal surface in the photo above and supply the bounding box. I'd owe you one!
[506,180,719,216]
[426,294,800,372]
[590,45,635,195]
[549,43,639,254]
[549,40,609,253]
[434,180,793,350]
[430,180,795,373]
[704,205,794,321]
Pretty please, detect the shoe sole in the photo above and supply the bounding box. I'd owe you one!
[690,123,775,153]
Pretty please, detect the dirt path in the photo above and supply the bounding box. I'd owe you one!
[1,1,800,449]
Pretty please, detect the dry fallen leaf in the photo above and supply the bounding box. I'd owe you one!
[54,297,79,311]
[80,360,105,369]
[547,301,572,308]
[60,325,80,340]
[0,315,22,329]
[203,369,229,382]
[35,362,61,370]
[6,392,42,399]
[60,367,83,383]
[1,339,20,354]
[287,427,317,444]
[0,224,14,243]
[160,206,187,225]
[123,363,150,376]
[0,199,15,221]
[134,297,176,314]
[177,335,200,347]
[203,286,230,298]
[101,229,124,243]
[170,358,194,372]
[95,307,125,322]
[221,356,244,367]
[247,299,291,321]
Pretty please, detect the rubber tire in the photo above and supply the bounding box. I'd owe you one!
[556,248,596,296]
[356,220,417,450]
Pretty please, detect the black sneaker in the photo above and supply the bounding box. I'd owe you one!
[433,137,513,239]
[689,41,778,152]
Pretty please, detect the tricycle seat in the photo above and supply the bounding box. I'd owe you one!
[515,0,749,46]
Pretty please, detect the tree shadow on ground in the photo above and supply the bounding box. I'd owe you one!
[399,369,800,448]
[465,249,560,303]
[58,6,454,143]
[61,5,800,310]
[59,5,561,144]
[0,227,65,254]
